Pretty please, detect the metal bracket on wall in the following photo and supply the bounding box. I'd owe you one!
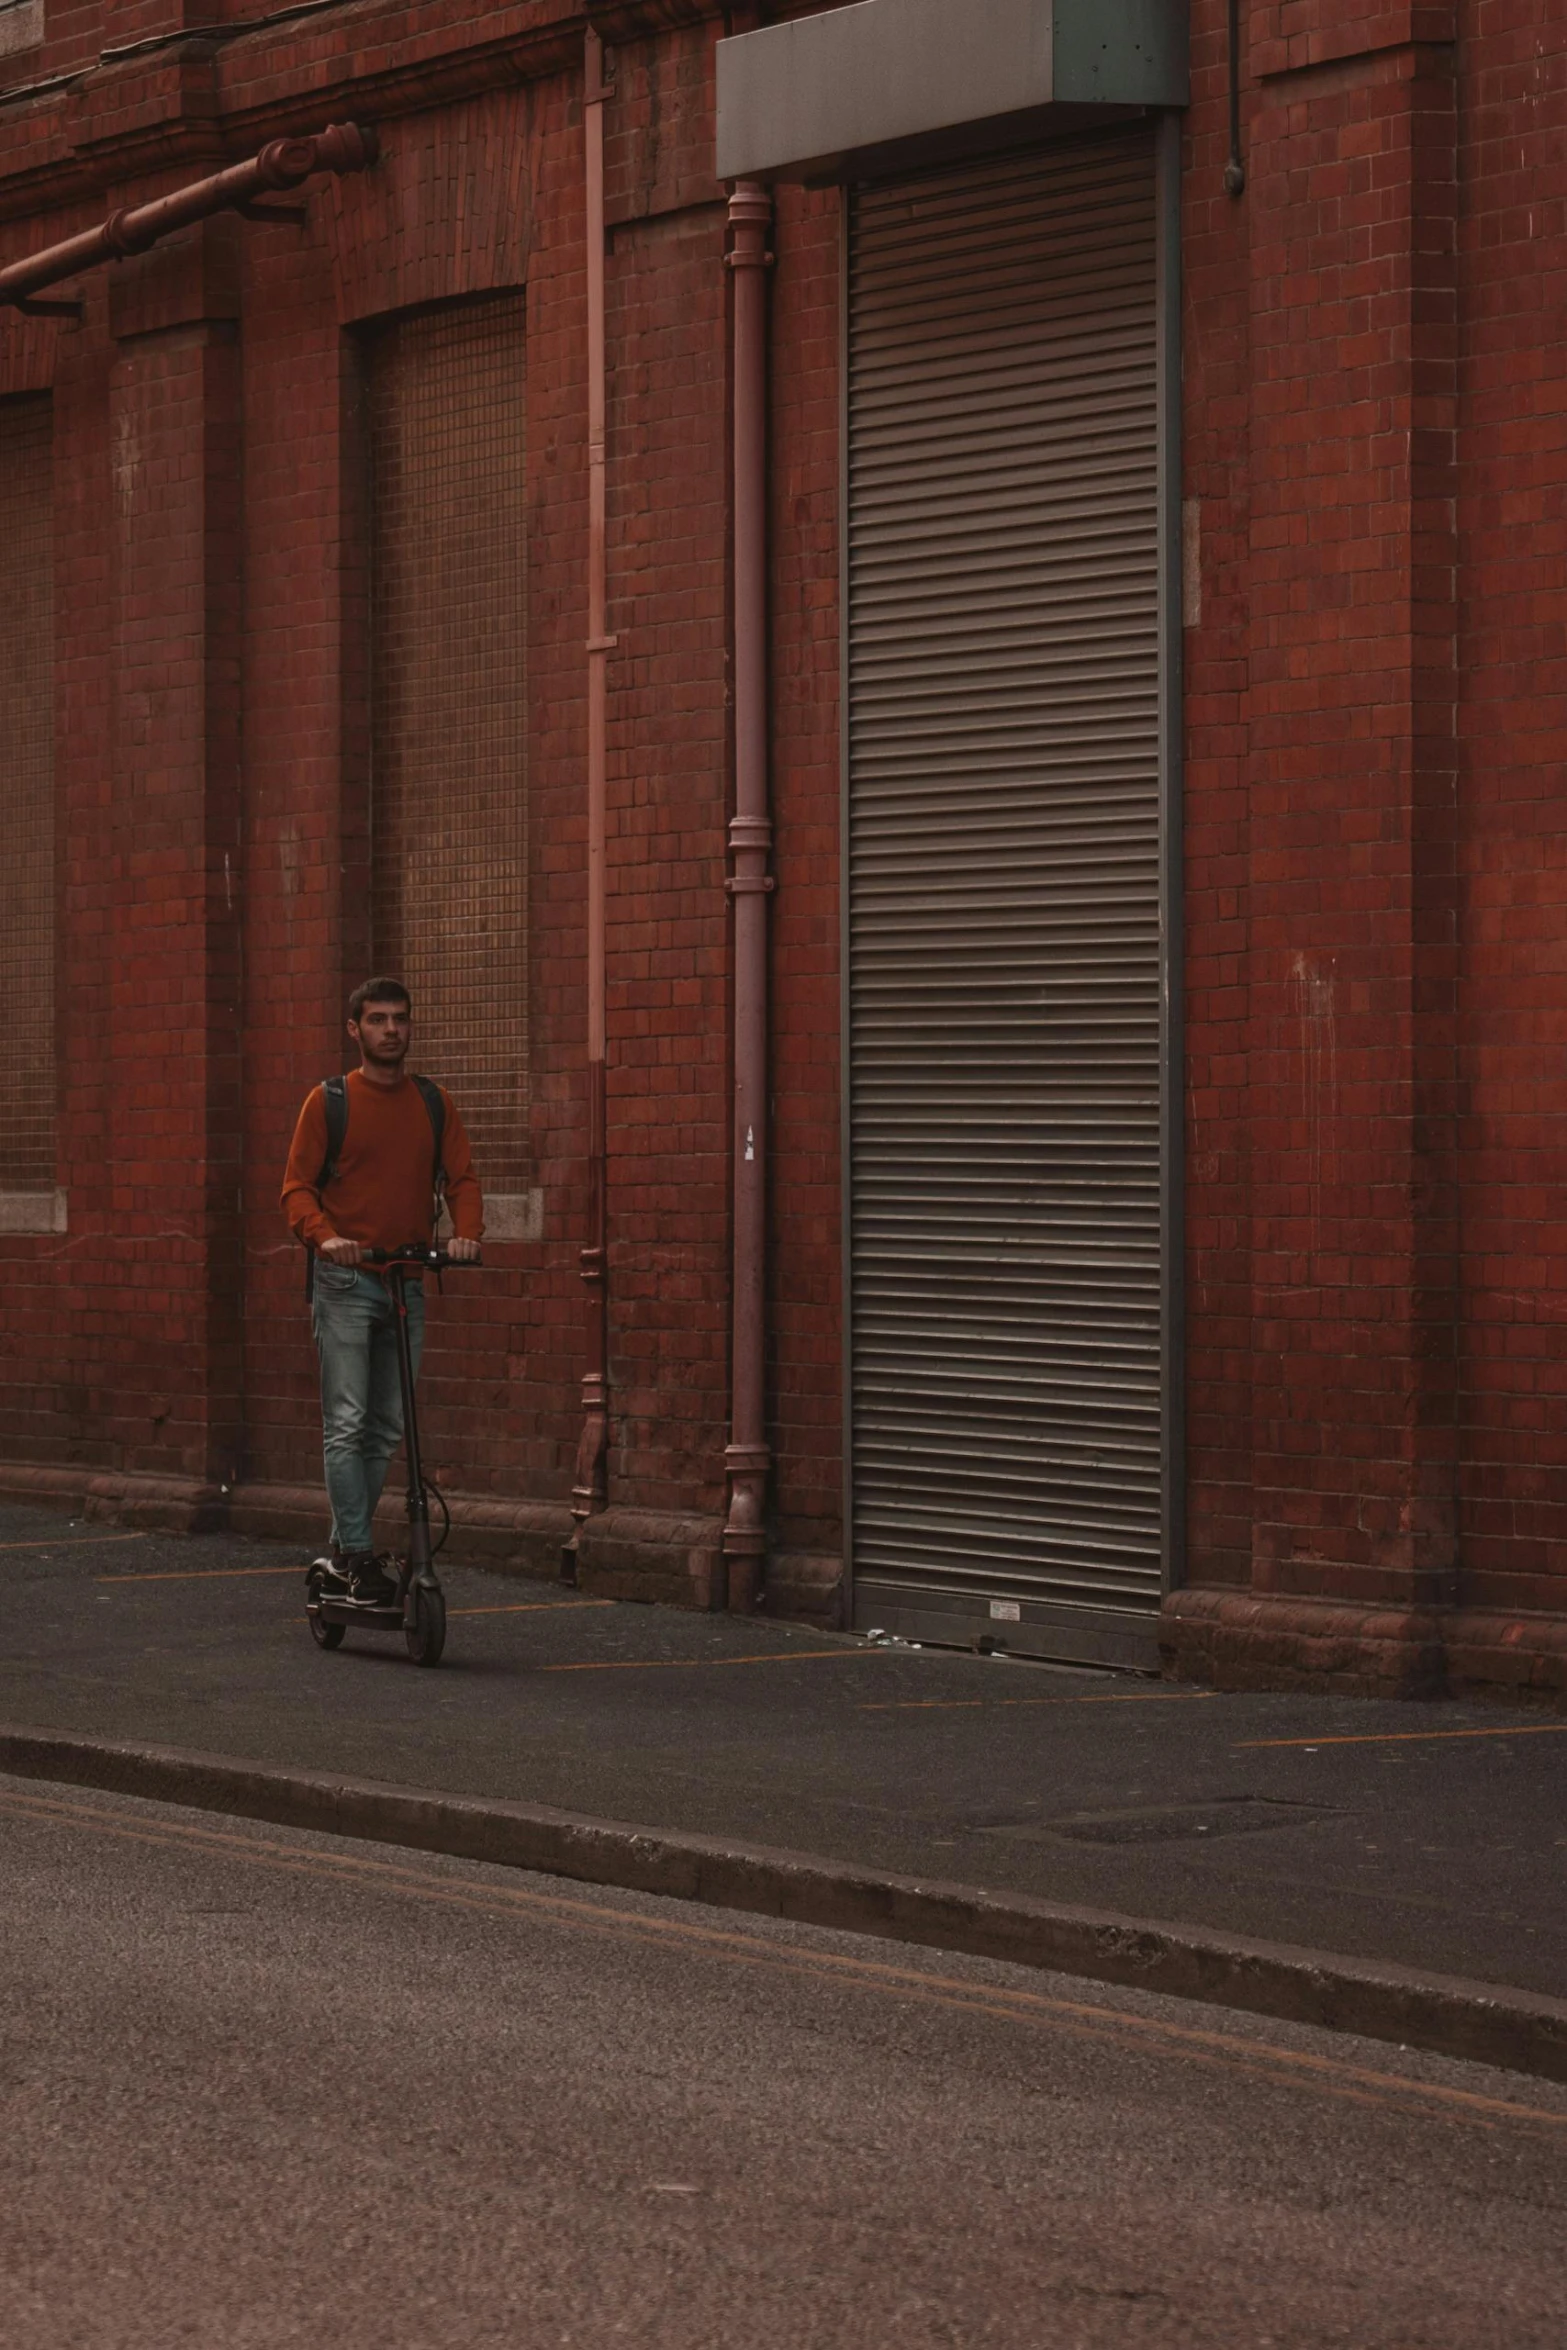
[0,122,376,316]
[234,200,309,226]
[13,294,82,319]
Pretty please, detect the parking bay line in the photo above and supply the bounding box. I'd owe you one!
[97,1565,309,1584]
[1237,1723,1567,1751]
[861,1690,1214,1714]
[539,1648,889,1674]
[92,1572,616,1606]
[449,1601,615,1618]
[2,1533,151,1555]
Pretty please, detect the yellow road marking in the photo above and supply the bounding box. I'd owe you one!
[1,1782,1561,2136]
[539,1648,880,1673]
[861,1690,1211,1714]
[96,1579,610,1616]
[2,1532,150,1555]
[97,1565,303,1584]
[95,1574,617,1618]
[1237,1724,1567,1751]
[449,1600,615,1618]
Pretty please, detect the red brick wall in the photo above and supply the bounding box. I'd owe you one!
[1455,0,1567,1616]
[1179,0,1567,1660]
[0,2,847,1579]
[6,0,1567,1661]
[106,297,247,1483]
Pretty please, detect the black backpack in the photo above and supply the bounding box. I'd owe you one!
[304,1073,448,1297]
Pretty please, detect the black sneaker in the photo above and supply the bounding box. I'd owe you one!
[345,1554,399,1607]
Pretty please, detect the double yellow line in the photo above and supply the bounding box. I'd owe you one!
[0,1780,1561,2138]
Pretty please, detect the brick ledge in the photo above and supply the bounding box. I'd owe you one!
[1161,1587,1567,1712]
[0,1462,570,1574]
[0,1464,845,1623]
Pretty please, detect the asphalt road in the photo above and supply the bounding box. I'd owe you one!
[2,1770,1565,2349]
[3,1501,1566,1996]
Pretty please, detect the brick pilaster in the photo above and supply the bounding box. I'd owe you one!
[1244,15,1459,1606]
[106,218,244,1486]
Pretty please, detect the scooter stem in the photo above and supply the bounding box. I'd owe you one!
[389,1266,433,1578]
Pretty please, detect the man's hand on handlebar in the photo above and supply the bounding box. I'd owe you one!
[317,1236,482,1269]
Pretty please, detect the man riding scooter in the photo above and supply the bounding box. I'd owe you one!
[281,978,484,1606]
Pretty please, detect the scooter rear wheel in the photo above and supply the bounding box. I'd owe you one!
[306,1568,345,1651]
[405,1586,446,1667]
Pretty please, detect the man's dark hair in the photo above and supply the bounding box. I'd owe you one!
[349,976,411,1023]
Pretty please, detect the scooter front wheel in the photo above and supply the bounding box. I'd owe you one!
[306,1568,345,1652]
[405,1586,446,1668]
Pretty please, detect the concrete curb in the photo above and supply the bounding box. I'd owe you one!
[4,1723,1566,2085]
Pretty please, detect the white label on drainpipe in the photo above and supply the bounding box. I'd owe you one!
[745,1126,755,1161]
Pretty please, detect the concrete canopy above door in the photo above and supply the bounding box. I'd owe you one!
[715,0,1189,185]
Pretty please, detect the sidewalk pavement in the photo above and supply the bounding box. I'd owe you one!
[2,1499,1564,2003]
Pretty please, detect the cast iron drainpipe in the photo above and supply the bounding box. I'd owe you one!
[1224,0,1246,197]
[722,181,775,1612]
[0,121,378,315]
[564,26,614,1582]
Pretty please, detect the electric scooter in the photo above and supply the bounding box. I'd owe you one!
[304,1243,478,1667]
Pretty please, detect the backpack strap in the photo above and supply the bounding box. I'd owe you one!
[316,1074,350,1191]
[305,1075,350,1302]
[412,1075,448,1220]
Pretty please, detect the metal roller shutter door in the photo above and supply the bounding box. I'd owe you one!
[845,127,1164,1668]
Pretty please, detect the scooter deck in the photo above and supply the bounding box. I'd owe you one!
[313,1595,411,1630]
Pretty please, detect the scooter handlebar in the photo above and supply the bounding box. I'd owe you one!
[356,1245,482,1270]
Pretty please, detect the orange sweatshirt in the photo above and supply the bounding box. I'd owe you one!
[281,1070,484,1254]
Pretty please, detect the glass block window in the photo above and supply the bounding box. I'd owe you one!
[366,295,528,1183]
[0,393,55,1192]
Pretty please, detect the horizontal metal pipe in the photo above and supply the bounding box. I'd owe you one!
[0,121,378,308]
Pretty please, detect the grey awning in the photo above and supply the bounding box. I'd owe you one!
[716,0,1189,184]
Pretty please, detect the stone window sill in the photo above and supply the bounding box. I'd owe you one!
[0,1189,66,1235]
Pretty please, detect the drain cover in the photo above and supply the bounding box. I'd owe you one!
[971,1798,1334,1847]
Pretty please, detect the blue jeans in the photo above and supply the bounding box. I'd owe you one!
[311,1265,425,1554]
